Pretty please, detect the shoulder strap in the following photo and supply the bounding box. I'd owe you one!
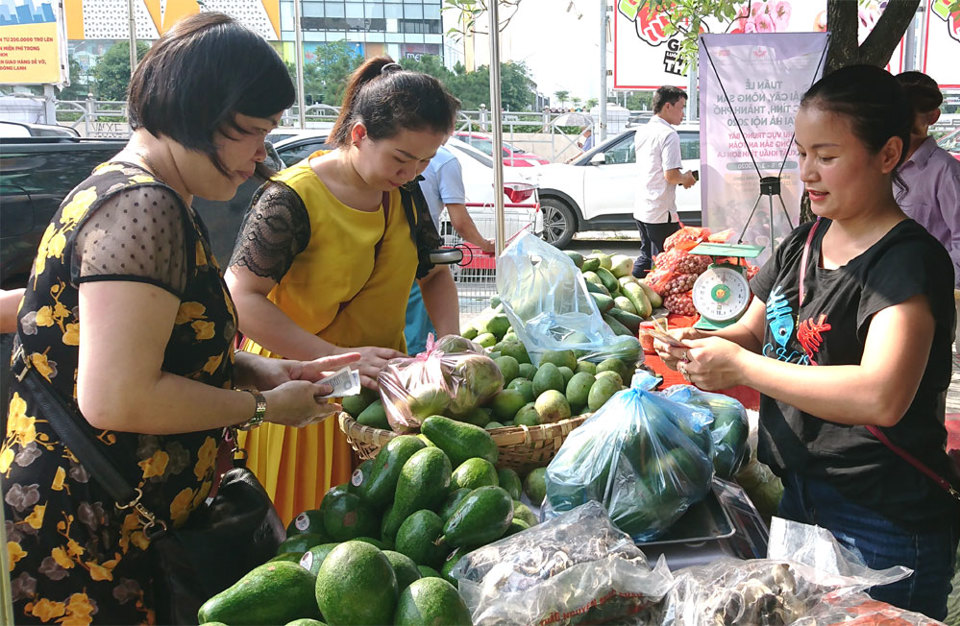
[12,348,170,535]
[798,218,820,307]
[866,425,960,502]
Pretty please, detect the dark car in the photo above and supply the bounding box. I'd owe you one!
[0,136,283,288]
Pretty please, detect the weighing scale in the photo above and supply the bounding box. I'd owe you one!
[688,242,764,331]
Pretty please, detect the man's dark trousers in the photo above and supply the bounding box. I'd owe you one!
[632,219,680,278]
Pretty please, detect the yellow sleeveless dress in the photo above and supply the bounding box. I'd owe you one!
[239,152,418,524]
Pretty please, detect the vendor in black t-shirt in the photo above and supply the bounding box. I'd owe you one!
[655,65,960,620]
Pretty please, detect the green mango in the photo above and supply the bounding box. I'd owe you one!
[438,486,514,550]
[358,435,427,511]
[357,399,389,429]
[383,447,453,540]
[421,415,498,467]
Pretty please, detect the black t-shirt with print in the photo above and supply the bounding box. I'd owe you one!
[751,218,959,530]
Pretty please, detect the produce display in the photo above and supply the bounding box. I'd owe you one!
[186,240,944,625]
[343,332,642,433]
[198,425,547,625]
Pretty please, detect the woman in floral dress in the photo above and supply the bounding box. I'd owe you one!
[1,13,357,625]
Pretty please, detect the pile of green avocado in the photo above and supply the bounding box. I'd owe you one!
[346,339,642,433]
[197,417,550,626]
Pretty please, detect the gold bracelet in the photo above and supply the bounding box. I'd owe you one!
[238,389,267,431]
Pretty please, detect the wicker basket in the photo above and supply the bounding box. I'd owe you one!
[338,412,589,472]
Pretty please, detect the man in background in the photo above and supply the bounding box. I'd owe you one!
[894,71,960,352]
[405,144,495,354]
[577,126,594,153]
[631,85,697,278]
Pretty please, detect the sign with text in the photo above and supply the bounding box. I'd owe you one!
[924,0,960,88]
[0,0,66,85]
[698,32,828,258]
[613,0,960,91]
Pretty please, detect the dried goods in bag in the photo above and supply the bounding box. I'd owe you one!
[451,501,674,626]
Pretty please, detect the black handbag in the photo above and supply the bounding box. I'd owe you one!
[15,350,285,625]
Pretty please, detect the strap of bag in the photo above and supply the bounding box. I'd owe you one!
[866,425,960,502]
[798,218,820,307]
[13,346,169,536]
[338,191,390,314]
[798,220,960,503]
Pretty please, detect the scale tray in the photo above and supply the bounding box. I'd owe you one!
[689,242,764,259]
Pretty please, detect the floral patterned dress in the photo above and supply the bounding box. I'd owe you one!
[2,162,237,625]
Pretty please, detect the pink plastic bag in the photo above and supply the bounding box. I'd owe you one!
[377,334,504,433]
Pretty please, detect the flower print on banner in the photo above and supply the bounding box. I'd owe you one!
[61,591,97,626]
[10,570,38,601]
[39,555,70,581]
[732,0,792,34]
[5,482,41,513]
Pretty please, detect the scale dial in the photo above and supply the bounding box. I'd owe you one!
[691,266,751,322]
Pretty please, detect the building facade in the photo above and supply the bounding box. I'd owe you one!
[61,0,462,76]
[281,0,448,64]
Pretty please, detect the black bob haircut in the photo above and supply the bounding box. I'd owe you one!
[127,12,295,176]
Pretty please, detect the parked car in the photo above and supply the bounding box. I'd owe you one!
[516,125,701,248]
[440,136,542,249]
[0,135,283,287]
[937,126,960,161]
[259,130,542,248]
[267,129,334,165]
[0,120,79,138]
[453,131,550,167]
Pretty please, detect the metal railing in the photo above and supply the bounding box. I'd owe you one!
[54,99,592,161]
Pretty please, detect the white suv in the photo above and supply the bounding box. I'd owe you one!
[518,125,700,248]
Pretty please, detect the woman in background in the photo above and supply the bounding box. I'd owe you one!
[227,57,460,523]
[656,65,959,619]
[2,14,357,624]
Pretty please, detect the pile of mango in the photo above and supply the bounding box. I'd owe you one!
[567,250,663,335]
[197,420,550,626]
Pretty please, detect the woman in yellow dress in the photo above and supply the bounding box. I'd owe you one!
[226,57,460,522]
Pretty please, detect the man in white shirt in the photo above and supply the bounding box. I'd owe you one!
[632,85,698,278]
[405,145,494,354]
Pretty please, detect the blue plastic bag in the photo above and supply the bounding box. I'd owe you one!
[543,372,714,542]
[661,385,750,480]
[495,233,640,365]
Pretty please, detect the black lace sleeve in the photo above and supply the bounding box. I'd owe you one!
[72,184,188,296]
[228,181,311,282]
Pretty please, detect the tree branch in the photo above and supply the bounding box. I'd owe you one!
[859,0,921,67]
[826,0,860,72]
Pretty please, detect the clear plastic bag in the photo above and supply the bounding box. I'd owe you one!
[791,592,945,625]
[495,232,639,365]
[377,334,504,433]
[660,518,913,626]
[661,385,749,480]
[543,371,714,542]
[450,501,674,626]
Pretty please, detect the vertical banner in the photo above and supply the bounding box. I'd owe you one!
[0,0,67,85]
[698,32,828,258]
[924,0,960,88]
